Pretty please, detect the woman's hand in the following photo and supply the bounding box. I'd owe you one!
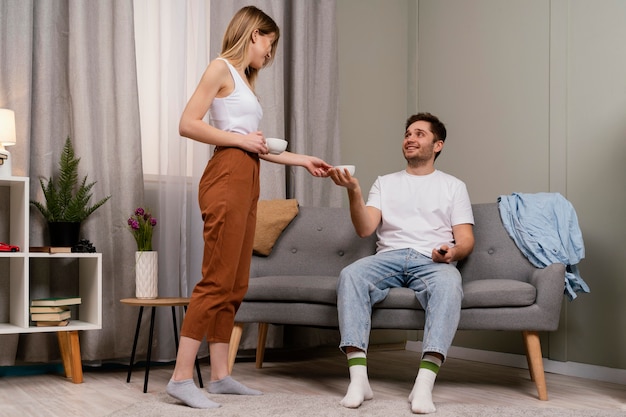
[259,152,332,177]
[303,156,332,177]
[238,131,269,154]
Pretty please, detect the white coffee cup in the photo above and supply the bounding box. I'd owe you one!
[334,165,355,176]
[266,138,288,155]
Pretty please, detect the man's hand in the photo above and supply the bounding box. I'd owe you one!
[433,224,475,263]
[329,167,359,190]
[432,245,453,263]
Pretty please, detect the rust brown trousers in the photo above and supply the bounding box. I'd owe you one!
[181,147,260,343]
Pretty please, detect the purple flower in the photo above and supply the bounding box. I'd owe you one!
[127,206,158,251]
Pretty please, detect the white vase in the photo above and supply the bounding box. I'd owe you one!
[135,251,158,299]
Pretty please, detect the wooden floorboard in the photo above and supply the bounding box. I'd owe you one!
[0,345,624,417]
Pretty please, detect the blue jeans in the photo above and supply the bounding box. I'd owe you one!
[337,248,463,359]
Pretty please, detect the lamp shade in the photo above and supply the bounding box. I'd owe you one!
[0,109,17,146]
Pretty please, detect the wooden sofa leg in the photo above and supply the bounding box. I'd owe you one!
[228,323,244,374]
[523,330,548,400]
[255,323,269,369]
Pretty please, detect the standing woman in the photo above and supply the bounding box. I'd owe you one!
[166,6,331,409]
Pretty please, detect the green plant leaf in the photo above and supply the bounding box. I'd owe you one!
[30,136,111,223]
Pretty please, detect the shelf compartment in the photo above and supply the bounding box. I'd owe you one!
[27,254,102,332]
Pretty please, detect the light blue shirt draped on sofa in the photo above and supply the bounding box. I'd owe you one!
[498,192,589,300]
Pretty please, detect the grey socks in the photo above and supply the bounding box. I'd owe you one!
[166,376,262,409]
[208,375,263,395]
[166,379,220,409]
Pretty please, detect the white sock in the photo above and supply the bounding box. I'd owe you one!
[409,354,442,414]
[340,351,373,408]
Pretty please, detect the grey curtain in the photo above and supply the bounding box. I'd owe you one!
[0,1,144,364]
[209,0,342,352]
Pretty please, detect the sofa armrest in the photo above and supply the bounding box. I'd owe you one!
[528,263,566,330]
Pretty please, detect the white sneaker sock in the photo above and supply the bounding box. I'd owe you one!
[409,354,442,414]
[340,351,373,408]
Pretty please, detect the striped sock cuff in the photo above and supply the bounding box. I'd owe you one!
[420,354,442,374]
[348,356,367,367]
[419,359,440,374]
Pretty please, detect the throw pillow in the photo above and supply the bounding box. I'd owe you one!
[253,199,299,256]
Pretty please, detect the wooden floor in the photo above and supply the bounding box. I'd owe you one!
[1,345,624,417]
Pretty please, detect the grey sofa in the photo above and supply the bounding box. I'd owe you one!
[228,203,565,401]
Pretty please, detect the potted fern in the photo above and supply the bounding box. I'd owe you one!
[31,136,111,247]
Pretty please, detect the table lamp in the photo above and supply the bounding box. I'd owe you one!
[0,109,17,178]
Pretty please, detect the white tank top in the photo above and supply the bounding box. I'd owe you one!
[208,58,263,135]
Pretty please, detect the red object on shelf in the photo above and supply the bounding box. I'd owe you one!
[0,242,20,252]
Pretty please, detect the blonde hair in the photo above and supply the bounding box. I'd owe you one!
[220,6,280,91]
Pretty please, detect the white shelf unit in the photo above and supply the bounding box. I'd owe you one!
[0,176,102,335]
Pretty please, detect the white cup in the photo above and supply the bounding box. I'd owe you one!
[266,138,288,155]
[334,165,355,176]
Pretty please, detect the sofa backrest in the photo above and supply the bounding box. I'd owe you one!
[457,203,534,283]
[250,206,377,278]
[251,203,534,283]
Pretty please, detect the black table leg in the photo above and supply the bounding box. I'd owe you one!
[126,302,202,393]
[126,306,144,383]
[143,306,156,393]
[171,306,179,351]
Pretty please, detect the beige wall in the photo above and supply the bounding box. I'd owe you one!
[337,0,626,373]
[337,0,412,199]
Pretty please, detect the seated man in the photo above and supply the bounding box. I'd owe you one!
[329,112,475,414]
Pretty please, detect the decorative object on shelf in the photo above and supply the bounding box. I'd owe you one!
[30,137,111,247]
[128,207,158,299]
[73,239,96,253]
[47,221,81,247]
[0,108,17,178]
[0,242,20,252]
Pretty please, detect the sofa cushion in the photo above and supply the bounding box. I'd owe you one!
[245,276,339,304]
[461,279,536,308]
[245,276,537,310]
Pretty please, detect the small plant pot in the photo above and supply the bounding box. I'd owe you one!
[48,222,81,247]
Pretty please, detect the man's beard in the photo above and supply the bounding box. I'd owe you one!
[404,150,434,167]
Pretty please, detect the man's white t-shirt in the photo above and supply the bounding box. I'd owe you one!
[366,169,474,257]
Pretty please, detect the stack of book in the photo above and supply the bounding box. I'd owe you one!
[29,246,73,254]
[30,296,82,326]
